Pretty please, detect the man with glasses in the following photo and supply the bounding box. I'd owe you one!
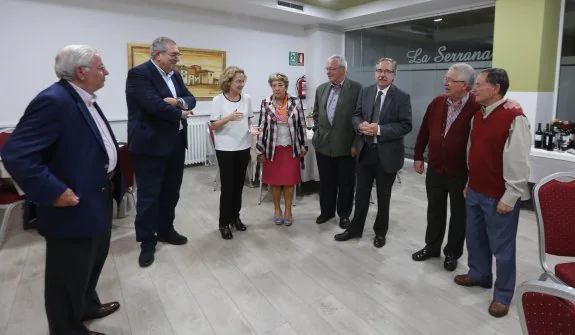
[411,63,481,271]
[126,36,196,267]
[2,45,123,335]
[312,55,362,229]
[334,57,412,248]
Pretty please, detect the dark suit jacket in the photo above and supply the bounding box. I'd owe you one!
[126,60,196,157]
[352,84,413,173]
[312,78,362,157]
[1,80,124,238]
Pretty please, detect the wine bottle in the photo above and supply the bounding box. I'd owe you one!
[561,130,569,151]
[534,123,543,149]
[541,123,551,150]
[546,126,556,151]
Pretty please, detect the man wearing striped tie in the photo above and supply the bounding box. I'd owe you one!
[411,63,481,271]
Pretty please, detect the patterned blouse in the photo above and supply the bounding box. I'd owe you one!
[256,94,307,162]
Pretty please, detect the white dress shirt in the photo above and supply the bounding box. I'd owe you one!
[152,61,186,130]
[69,82,117,173]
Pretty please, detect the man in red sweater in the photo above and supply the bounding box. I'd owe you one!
[455,68,531,318]
[412,63,480,271]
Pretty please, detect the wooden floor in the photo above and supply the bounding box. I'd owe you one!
[0,165,545,335]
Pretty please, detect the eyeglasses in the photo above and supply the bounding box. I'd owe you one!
[164,52,181,58]
[325,67,342,72]
[444,77,466,84]
[82,64,107,73]
[376,69,395,75]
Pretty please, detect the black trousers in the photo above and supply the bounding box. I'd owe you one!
[133,133,186,250]
[424,168,467,258]
[350,145,396,237]
[216,148,250,226]
[45,181,113,335]
[315,151,356,219]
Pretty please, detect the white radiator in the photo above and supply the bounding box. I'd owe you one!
[185,121,208,165]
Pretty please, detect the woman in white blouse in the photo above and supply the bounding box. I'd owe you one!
[210,66,254,240]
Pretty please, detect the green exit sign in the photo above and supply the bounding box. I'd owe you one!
[289,52,304,66]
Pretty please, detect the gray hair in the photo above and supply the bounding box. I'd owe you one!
[268,72,289,88]
[150,36,176,58]
[54,45,98,81]
[448,63,476,88]
[327,55,348,69]
[376,57,398,73]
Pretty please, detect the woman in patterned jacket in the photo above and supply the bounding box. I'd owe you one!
[256,73,307,226]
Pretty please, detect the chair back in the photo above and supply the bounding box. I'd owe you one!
[533,172,575,257]
[207,122,215,149]
[0,128,14,151]
[118,144,134,189]
[517,280,575,334]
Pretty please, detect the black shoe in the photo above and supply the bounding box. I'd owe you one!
[231,218,247,231]
[373,235,386,248]
[138,248,155,267]
[316,215,335,224]
[339,218,351,229]
[412,247,441,261]
[219,225,233,240]
[334,230,362,241]
[83,301,120,321]
[444,254,458,271]
[157,230,188,245]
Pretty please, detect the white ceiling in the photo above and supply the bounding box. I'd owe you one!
[154,0,495,30]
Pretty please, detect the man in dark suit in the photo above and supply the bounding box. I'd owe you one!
[126,37,196,267]
[2,45,124,335]
[335,57,412,248]
[312,55,362,229]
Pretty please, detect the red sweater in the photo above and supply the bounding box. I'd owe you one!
[468,104,524,199]
[414,94,481,177]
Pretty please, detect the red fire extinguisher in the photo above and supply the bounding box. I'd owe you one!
[296,75,306,99]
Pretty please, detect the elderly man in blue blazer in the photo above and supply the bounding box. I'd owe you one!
[2,45,124,335]
[126,36,196,267]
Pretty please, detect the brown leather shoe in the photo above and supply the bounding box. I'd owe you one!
[488,301,509,318]
[89,331,106,335]
[83,301,120,321]
[454,274,492,288]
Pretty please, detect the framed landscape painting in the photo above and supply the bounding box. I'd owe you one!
[127,43,226,101]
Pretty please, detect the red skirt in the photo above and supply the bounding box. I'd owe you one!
[262,145,301,186]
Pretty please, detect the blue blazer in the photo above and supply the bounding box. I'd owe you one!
[126,60,196,157]
[1,80,125,238]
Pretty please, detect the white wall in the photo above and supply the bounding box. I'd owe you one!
[0,0,307,135]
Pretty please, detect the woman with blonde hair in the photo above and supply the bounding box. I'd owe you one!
[210,66,254,240]
[256,73,307,226]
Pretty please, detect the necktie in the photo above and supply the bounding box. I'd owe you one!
[365,90,383,144]
[372,90,383,122]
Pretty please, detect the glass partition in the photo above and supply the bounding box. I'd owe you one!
[345,7,495,158]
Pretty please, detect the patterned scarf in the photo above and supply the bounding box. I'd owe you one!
[274,95,288,122]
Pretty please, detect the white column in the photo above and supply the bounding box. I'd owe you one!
[304,25,345,108]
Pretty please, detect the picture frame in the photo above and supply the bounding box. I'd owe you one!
[127,43,226,101]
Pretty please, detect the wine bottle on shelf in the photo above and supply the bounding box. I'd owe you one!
[541,123,551,150]
[534,123,543,149]
[561,129,569,151]
[546,126,556,151]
